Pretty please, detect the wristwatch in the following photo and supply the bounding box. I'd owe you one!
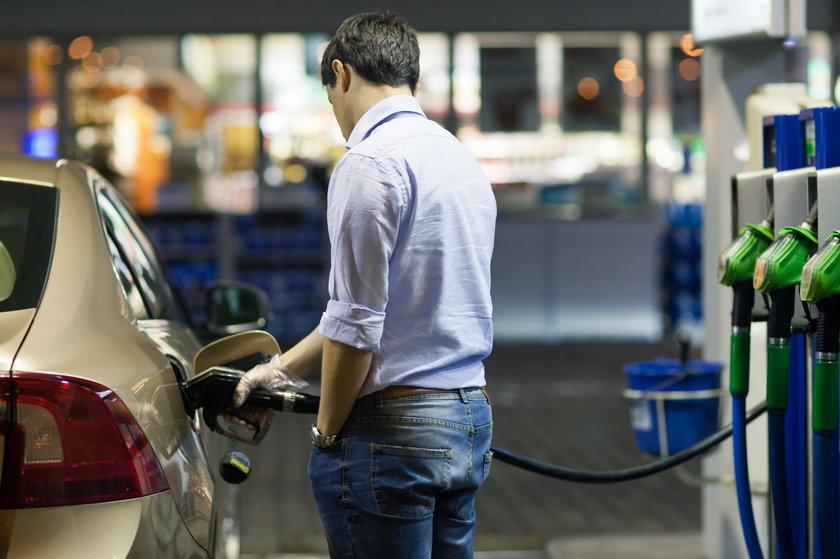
[310,424,338,449]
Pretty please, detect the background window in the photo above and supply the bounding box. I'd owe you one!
[562,47,622,133]
[479,47,539,132]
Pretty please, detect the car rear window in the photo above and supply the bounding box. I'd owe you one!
[0,180,58,312]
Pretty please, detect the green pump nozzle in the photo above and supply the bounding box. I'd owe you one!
[754,215,819,293]
[753,206,818,414]
[718,220,775,287]
[718,215,774,399]
[801,232,840,304]
[801,231,840,433]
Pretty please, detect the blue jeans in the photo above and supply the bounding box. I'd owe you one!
[308,388,493,559]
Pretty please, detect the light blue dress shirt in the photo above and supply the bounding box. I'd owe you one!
[318,95,496,397]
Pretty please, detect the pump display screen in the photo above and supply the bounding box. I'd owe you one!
[803,119,816,167]
[763,123,776,169]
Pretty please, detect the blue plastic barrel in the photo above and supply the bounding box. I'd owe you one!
[623,358,723,455]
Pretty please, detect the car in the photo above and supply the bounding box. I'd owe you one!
[0,152,273,558]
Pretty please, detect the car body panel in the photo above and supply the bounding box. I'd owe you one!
[0,156,59,187]
[0,154,230,556]
[0,493,206,558]
[0,308,34,372]
[135,319,217,548]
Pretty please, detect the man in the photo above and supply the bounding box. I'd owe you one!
[233,11,496,558]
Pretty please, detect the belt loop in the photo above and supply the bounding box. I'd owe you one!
[375,390,385,408]
[458,388,468,403]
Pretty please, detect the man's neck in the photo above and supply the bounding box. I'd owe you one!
[348,84,413,131]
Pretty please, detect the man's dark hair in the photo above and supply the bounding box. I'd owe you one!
[321,11,420,93]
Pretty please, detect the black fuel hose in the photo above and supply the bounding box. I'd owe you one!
[227,382,766,484]
[490,401,767,483]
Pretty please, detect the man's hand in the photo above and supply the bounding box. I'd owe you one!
[223,404,273,433]
[232,353,303,407]
[226,353,305,432]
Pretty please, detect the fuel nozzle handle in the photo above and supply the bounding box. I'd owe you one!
[813,295,840,433]
[244,388,320,414]
[182,367,320,444]
[732,281,755,330]
[730,281,755,398]
[768,286,796,341]
[766,286,795,414]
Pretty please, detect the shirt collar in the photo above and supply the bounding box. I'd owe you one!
[346,95,426,149]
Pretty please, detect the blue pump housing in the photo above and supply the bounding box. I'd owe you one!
[762,114,805,171]
[800,106,840,170]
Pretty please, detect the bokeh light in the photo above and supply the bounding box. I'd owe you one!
[68,36,93,60]
[43,44,63,66]
[82,51,104,72]
[122,55,145,71]
[39,102,58,128]
[680,34,703,57]
[577,77,600,101]
[613,59,637,82]
[622,76,645,97]
[284,164,308,183]
[101,46,121,68]
[678,58,700,81]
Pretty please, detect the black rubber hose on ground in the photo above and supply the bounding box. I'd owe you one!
[490,401,767,483]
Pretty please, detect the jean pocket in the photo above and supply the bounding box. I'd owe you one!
[371,444,452,517]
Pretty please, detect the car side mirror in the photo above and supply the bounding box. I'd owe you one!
[205,281,272,337]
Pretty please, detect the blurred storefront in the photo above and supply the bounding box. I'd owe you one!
[0,29,834,340]
[1,30,718,212]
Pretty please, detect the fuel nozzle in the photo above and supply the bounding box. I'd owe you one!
[183,366,319,445]
[751,212,818,418]
[753,223,818,294]
[801,231,840,305]
[718,220,775,287]
[718,217,773,399]
[800,230,840,432]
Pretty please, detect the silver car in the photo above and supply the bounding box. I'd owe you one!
[0,153,271,558]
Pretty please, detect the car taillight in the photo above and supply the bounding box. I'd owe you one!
[0,373,168,508]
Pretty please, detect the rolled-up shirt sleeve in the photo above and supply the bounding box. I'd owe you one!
[319,153,403,351]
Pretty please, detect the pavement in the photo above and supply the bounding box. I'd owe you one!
[237,342,711,559]
[241,533,709,559]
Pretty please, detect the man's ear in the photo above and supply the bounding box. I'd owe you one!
[332,59,351,93]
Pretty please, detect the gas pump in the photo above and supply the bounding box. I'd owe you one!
[753,186,818,559]
[802,231,840,558]
[761,111,817,559]
[802,232,840,559]
[748,106,840,559]
[717,215,773,559]
[714,103,781,559]
[717,105,823,559]
[718,117,781,556]
[718,172,773,559]
[799,105,840,559]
